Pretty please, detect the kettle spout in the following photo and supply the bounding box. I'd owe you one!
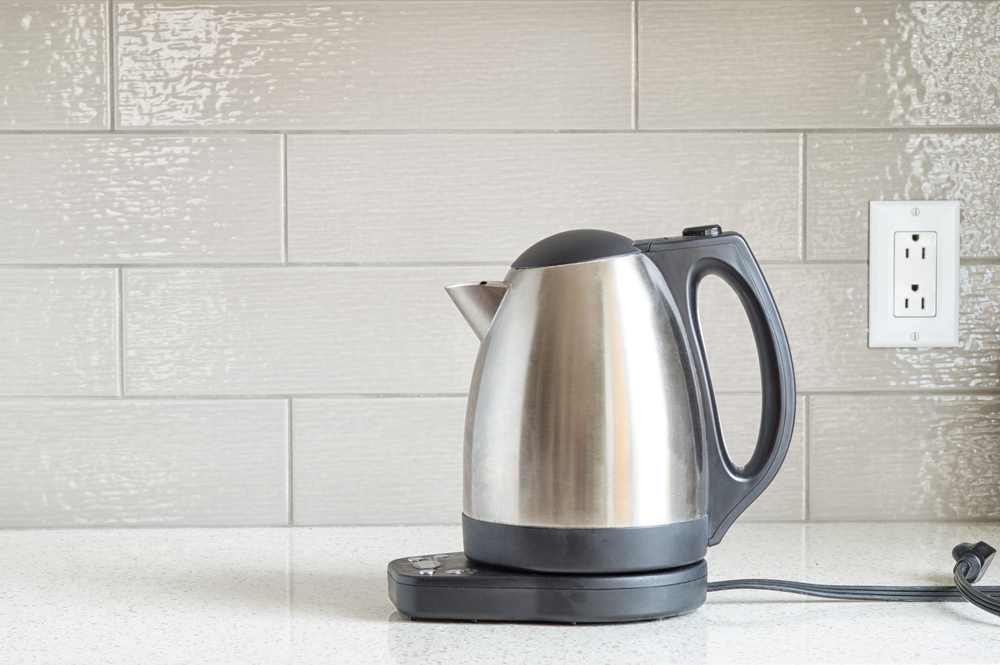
[445,281,509,341]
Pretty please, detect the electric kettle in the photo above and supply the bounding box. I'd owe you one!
[445,225,796,574]
[387,225,795,623]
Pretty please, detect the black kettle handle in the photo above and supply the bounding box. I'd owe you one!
[640,227,796,546]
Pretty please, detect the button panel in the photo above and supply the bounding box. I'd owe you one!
[412,560,441,570]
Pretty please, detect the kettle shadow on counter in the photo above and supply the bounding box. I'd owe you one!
[289,570,402,622]
[385,609,710,665]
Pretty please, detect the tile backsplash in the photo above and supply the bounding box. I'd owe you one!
[2,0,999,526]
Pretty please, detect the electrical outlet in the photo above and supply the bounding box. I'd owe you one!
[893,231,936,317]
[869,201,960,348]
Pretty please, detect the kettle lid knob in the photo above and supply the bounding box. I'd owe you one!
[511,229,639,269]
[682,224,723,238]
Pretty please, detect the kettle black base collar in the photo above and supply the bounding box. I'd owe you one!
[388,552,707,624]
[462,514,708,574]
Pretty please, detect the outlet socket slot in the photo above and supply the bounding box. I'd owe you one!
[893,231,936,318]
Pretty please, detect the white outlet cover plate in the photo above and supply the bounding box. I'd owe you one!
[869,200,960,348]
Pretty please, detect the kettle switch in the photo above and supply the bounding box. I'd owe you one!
[682,225,723,238]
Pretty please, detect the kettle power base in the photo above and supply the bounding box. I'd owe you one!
[387,552,707,624]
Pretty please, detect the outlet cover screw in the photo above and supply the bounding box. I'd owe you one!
[912,207,921,216]
[911,332,920,341]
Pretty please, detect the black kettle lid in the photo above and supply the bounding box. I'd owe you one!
[511,229,639,269]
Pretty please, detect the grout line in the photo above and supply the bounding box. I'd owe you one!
[1,390,999,401]
[117,268,124,397]
[0,260,891,269]
[800,132,807,262]
[0,261,516,271]
[0,262,509,269]
[803,394,810,521]
[0,393,472,401]
[778,259,868,265]
[4,256,997,269]
[286,529,293,648]
[718,389,1000,396]
[282,134,289,264]
[287,399,294,526]
[632,0,638,131]
[107,0,115,132]
[4,127,1000,136]
[955,258,1000,265]
[1,520,991,531]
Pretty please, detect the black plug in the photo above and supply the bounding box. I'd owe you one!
[952,541,997,583]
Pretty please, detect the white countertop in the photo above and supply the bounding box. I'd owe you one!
[4,522,1000,664]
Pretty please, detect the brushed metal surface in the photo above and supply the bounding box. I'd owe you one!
[810,395,1000,520]
[0,2,108,128]
[445,282,509,341]
[0,270,118,396]
[808,133,1000,260]
[463,254,702,529]
[640,1,1000,129]
[0,400,288,526]
[0,135,283,264]
[115,1,632,129]
[287,133,801,263]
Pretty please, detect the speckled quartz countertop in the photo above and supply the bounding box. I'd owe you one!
[3,523,1000,664]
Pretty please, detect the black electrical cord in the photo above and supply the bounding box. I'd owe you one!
[707,541,1000,619]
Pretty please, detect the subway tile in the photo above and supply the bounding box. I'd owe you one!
[698,264,1000,392]
[699,274,761,394]
[119,263,999,398]
[0,400,288,526]
[0,136,283,264]
[116,2,632,129]
[0,270,117,396]
[0,3,109,128]
[810,395,1000,520]
[124,267,506,395]
[292,398,465,525]
[716,394,806,521]
[808,133,1000,260]
[701,277,805,519]
[287,134,802,264]
[639,1,1000,129]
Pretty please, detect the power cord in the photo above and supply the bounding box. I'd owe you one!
[707,541,1000,618]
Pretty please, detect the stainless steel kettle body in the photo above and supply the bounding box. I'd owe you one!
[448,227,796,574]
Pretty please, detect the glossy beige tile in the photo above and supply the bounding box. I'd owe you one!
[123,267,506,395]
[699,274,761,394]
[287,134,802,264]
[701,276,805,518]
[639,1,1000,129]
[0,400,288,526]
[808,133,1000,260]
[698,265,1000,392]
[0,136,283,264]
[116,1,632,129]
[0,270,117,396]
[0,3,108,128]
[292,398,465,525]
[716,394,806,521]
[810,395,1000,520]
